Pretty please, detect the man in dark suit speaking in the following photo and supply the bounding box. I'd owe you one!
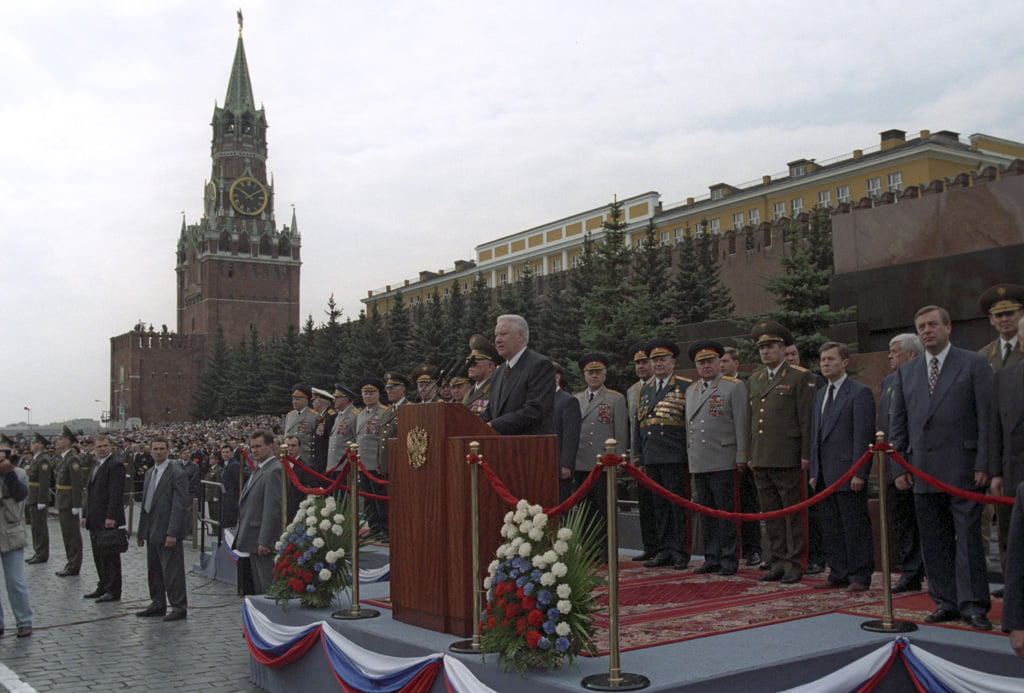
[482,314,554,435]
[136,437,191,621]
[890,305,994,630]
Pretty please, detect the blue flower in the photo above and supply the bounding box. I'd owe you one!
[531,569,542,582]
[516,575,528,587]
[494,571,506,583]
[555,637,570,653]
[542,620,557,634]
[547,607,560,621]
[328,563,337,570]
[297,556,305,565]
[538,636,552,650]
[314,562,324,571]
[305,584,315,593]
[537,590,552,606]
[523,582,535,596]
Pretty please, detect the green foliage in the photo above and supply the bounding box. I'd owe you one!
[190,326,230,420]
[668,222,734,326]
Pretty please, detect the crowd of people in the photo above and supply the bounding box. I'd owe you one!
[3,292,1024,657]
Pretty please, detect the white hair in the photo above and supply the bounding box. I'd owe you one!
[889,333,922,356]
[496,314,530,342]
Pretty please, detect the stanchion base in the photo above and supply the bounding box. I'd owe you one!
[332,608,381,621]
[861,619,918,633]
[581,672,650,691]
[448,639,482,654]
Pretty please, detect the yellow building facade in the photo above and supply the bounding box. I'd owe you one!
[363,128,1024,315]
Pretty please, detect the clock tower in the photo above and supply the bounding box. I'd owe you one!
[176,20,300,344]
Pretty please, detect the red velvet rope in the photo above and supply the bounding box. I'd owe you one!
[356,461,390,486]
[475,452,618,517]
[278,452,389,502]
[241,449,257,471]
[884,447,1014,507]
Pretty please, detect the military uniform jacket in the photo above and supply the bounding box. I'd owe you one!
[686,375,749,473]
[284,407,319,460]
[634,374,692,466]
[464,377,493,419]
[326,405,358,472]
[377,401,406,476]
[53,450,83,510]
[355,404,389,472]
[980,339,1024,373]
[626,378,653,461]
[746,362,816,468]
[26,453,51,505]
[574,386,629,471]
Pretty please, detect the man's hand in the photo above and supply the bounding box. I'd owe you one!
[800,458,809,471]
[164,536,177,548]
[137,538,145,547]
[809,478,816,490]
[560,466,572,480]
[1011,630,1024,659]
[257,544,271,556]
[104,519,116,528]
[974,471,990,488]
[850,477,865,492]
[992,476,1005,497]
[895,473,913,491]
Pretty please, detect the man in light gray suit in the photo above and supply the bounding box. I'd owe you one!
[890,305,995,630]
[574,353,629,557]
[686,340,748,576]
[136,437,191,621]
[233,430,283,594]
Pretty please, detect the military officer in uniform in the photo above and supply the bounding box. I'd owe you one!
[52,426,84,577]
[448,372,473,404]
[310,387,336,477]
[625,342,657,563]
[25,433,51,564]
[574,353,629,558]
[464,334,500,418]
[411,364,441,403]
[747,321,816,584]
[378,372,411,482]
[283,384,318,461]
[634,338,693,570]
[326,384,359,475]
[686,340,748,576]
[355,378,390,540]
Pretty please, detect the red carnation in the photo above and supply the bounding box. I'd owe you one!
[515,617,527,635]
[487,616,496,630]
[527,609,544,627]
[522,595,536,611]
[506,602,520,617]
[525,630,542,648]
[516,586,526,600]
[303,572,314,584]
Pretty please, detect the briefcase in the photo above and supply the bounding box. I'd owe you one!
[94,527,129,553]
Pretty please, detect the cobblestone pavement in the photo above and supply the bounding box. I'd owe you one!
[0,514,260,692]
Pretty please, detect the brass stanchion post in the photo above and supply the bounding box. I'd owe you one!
[582,439,650,691]
[279,444,289,534]
[451,442,484,653]
[861,432,917,633]
[334,444,379,621]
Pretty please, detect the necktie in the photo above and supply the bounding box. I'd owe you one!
[928,357,939,395]
[656,380,666,397]
[144,467,161,512]
[824,383,835,413]
[767,369,776,381]
[588,392,594,402]
[701,381,708,394]
[1004,342,1012,365]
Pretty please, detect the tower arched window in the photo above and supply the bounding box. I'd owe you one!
[278,236,291,256]
[219,231,232,253]
[237,233,250,255]
[241,114,253,134]
[223,113,235,133]
[259,235,273,256]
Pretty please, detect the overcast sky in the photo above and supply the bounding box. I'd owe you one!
[2,0,1022,427]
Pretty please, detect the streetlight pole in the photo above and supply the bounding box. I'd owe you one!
[23,406,31,428]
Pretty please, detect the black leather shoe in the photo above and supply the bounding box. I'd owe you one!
[759,561,771,570]
[631,551,654,562]
[643,552,672,568]
[55,570,79,577]
[136,606,166,617]
[780,571,802,584]
[26,556,47,564]
[805,563,824,575]
[162,610,187,622]
[693,563,719,574]
[814,580,849,589]
[759,568,785,582]
[96,593,120,603]
[892,579,923,593]
[719,566,738,576]
[672,555,690,570]
[963,614,992,630]
[923,609,960,624]
[744,551,761,566]
[83,590,104,599]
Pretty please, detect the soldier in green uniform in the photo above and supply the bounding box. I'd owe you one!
[464,334,500,418]
[52,426,84,577]
[25,433,51,564]
[378,372,411,480]
[746,321,816,584]
[410,364,441,403]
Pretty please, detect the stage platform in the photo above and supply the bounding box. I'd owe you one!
[243,546,1024,692]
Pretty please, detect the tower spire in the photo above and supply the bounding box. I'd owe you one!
[224,19,255,114]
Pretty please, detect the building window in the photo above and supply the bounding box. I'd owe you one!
[708,218,720,234]
[836,185,851,204]
[790,163,807,177]
[773,201,785,220]
[443,287,450,297]
[659,230,670,246]
[731,212,743,229]
[887,172,903,192]
[711,189,724,201]
[673,228,682,244]
[533,263,542,276]
[499,272,508,286]
[551,258,562,272]
[791,197,803,215]
[635,236,644,248]
[817,190,831,208]
[571,254,582,268]
[866,177,882,198]
[748,209,760,225]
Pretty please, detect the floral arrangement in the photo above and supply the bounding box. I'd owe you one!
[266,494,362,609]
[480,500,602,673]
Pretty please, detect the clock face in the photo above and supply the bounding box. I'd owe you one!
[205,182,217,211]
[229,176,268,216]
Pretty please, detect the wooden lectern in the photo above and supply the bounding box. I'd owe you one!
[388,402,557,636]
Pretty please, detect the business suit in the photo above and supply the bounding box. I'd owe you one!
[992,359,1024,571]
[85,455,126,599]
[1002,481,1024,634]
[878,371,924,585]
[889,344,994,618]
[220,455,240,530]
[635,374,692,565]
[686,375,748,572]
[233,457,283,594]
[483,348,555,435]
[553,387,581,502]
[138,462,190,615]
[810,377,876,586]
[747,362,816,576]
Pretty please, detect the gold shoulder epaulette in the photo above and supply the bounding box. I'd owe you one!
[606,389,622,396]
[678,376,694,384]
[721,375,740,383]
[790,364,808,372]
